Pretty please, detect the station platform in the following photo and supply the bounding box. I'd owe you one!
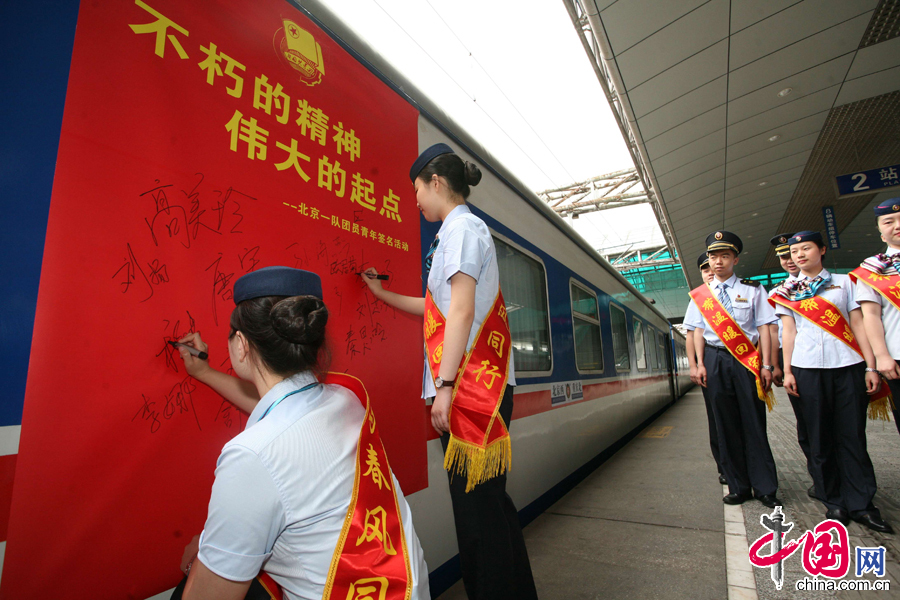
[438,387,900,599]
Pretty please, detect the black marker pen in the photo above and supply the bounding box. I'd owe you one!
[357,272,389,280]
[168,341,208,360]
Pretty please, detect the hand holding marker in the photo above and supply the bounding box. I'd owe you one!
[168,341,208,360]
[358,272,389,280]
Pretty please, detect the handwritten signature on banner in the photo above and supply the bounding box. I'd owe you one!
[127,0,408,232]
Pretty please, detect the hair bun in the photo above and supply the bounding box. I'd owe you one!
[464,161,482,187]
[269,296,328,345]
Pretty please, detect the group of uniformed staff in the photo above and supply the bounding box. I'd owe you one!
[684,198,900,534]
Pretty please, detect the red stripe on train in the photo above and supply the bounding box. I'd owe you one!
[0,454,17,542]
[424,375,670,441]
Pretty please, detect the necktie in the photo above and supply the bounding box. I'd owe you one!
[424,236,439,282]
[718,283,734,315]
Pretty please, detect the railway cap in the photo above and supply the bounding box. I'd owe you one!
[410,143,455,182]
[787,231,823,246]
[769,232,795,257]
[705,230,742,255]
[697,252,710,269]
[233,266,323,304]
[874,197,900,217]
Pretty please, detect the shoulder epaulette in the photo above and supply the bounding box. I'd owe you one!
[740,279,760,287]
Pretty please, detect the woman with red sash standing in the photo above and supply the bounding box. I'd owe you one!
[771,232,893,533]
[173,266,429,600]
[853,198,900,434]
[362,144,538,600]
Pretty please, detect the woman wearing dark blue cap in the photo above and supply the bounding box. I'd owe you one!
[771,232,892,533]
[173,267,429,600]
[362,144,537,600]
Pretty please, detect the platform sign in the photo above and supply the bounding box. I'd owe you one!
[834,164,900,199]
[822,206,840,250]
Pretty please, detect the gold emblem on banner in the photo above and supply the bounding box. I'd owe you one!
[278,19,324,86]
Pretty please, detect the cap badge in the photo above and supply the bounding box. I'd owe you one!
[715,232,723,240]
[779,236,786,243]
[893,205,899,211]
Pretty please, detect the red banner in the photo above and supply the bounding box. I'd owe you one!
[2,1,424,598]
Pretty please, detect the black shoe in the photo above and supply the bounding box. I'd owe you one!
[756,494,783,509]
[807,485,822,500]
[719,475,727,485]
[826,508,850,526]
[853,513,894,534]
[723,492,751,505]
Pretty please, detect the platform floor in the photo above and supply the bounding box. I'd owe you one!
[437,386,900,599]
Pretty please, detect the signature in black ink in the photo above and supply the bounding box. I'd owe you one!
[112,243,158,302]
[156,312,198,372]
[132,376,201,434]
[238,246,261,272]
[206,253,235,326]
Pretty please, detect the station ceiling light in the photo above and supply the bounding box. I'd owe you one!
[768,134,781,142]
[778,87,793,97]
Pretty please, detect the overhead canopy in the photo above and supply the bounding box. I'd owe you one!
[571,0,900,288]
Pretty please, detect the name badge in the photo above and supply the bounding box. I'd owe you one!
[825,285,840,290]
[734,296,749,304]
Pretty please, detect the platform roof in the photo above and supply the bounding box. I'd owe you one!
[581,0,900,288]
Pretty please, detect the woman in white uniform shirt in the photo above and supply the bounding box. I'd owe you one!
[362,144,537,600]
[773,232,891,533]
[174,266,428,600]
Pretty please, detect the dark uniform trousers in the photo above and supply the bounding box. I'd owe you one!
[793,363,879,516]
[439,385,538,600]
[779,349,814,478]
[890,360,900,436]
[704,346,778,496]
[700,384,722,475]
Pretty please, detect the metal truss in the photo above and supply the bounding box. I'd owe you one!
[601,244,678,272]
[537,167,650,217]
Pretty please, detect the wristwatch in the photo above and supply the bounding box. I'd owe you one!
[865,368,879,373]
[435,376,455,389]
[761,365,775,372]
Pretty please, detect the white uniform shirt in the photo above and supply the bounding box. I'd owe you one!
[769,274,798,348]
[199,372,429,600]
[422,204,516,398]
[684,274,777,347]
[854,246,900,360]
[774,269,863,369]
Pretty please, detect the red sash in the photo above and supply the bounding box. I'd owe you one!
[849,266,900,312]
[689,283,775,410]
[321,373,412,600]
[769,293,894,420]
[424,289,512,492]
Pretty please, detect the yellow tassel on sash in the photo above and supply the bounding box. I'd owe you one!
[755,379,776,412]
[868,392,895,422]
[443,436,512,493]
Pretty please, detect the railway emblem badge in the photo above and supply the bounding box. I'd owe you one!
[779,236,786,243]
[277,19,325,86]
[715,231,723,240]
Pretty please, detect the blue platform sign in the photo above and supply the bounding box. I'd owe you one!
[823,206,840,250]
[834,164,900,199]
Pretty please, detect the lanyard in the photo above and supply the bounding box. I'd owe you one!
[259,382,319,421]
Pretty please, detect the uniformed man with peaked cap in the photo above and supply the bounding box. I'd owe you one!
[684,231,781,507]
[685,252,724,483]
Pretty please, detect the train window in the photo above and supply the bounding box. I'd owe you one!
[633,318,647,370]
[609,304,631,371]
[648,326,659,370]
[658,332,667,370]
[493,236,552,373]
[569,280,603,373]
